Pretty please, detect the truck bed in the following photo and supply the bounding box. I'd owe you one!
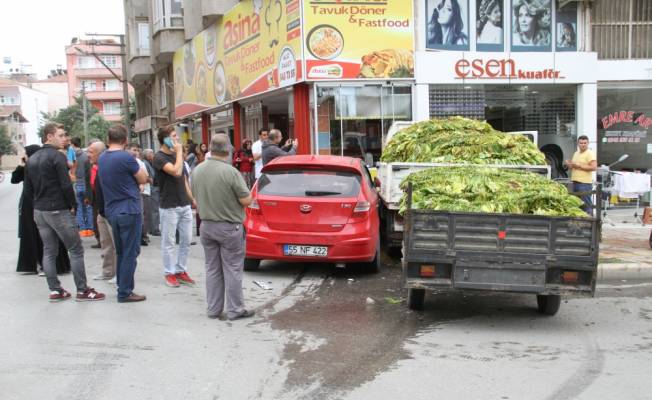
[403,210,599,295]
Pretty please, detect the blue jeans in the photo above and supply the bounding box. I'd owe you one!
[160,206,193,275]
[75,183,94,230]
[573,182,594,215]
[108,213,142,299]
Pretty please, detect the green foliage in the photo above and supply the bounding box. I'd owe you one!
[40,96,113,145]
[381,116,547,165]
[0,125,15,157]
[400,167,586,217]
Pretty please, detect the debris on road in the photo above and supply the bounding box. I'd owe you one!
[385,297,402,304]
[254,281,273,290]
[366,297,375,305]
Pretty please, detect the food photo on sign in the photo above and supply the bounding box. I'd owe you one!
[425,0,470,50]
[304,0,414,80]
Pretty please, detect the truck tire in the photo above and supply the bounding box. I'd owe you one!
[536,294,561,316]
[244,258,261,271]
[407,288,425,310]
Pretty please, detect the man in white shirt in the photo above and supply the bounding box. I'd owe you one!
[251,128,269,180]
[128,143,151,246]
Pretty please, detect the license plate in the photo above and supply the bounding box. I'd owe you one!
[283,245,328,257]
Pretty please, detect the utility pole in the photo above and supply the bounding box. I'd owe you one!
[81,81,88,146]
[78,33,132,137]
[119,34,131,137]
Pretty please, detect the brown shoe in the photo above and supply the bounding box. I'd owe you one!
[118,293,147,303]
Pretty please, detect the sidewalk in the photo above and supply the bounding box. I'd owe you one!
[598,211,652,280]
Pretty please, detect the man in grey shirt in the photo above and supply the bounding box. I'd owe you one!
[191,133,254,321]
[261,129,298,165]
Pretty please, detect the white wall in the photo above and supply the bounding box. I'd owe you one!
[597,60,652,82]
[32,81,69,113]
[18,86,48,145]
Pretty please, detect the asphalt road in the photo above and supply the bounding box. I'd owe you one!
[1,177,651,400]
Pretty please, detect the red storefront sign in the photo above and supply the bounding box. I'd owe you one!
[454,58,563,80]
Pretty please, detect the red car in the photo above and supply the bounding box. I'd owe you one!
[244,155,380,272]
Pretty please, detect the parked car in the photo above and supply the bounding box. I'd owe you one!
[244,155,380,272]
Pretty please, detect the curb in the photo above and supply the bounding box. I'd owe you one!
[597,263,652,280]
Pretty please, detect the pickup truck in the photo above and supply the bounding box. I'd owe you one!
[377,121,546,250]
[402,183,601,315]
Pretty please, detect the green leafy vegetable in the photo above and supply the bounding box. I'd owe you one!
[381,117,547,165]
[399,167,587,217]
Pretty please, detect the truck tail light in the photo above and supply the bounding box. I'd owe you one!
[561,271,579,284]
[420,265,435,277]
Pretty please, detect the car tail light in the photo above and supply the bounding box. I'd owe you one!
[420,265,435,277]
[351,201,371,220]
[248,198,261,215]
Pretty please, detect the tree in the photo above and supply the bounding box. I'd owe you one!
[41,96,113,146]
[0,125,16,164]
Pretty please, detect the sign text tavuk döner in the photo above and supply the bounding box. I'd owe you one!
[308,0,409,28]
[454,58,563,80]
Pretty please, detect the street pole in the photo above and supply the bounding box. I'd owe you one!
[82,82,88,146]
[119,34,131,137]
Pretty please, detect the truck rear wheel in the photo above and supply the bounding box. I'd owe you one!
[407,288,425,310]
[536,294,561,315]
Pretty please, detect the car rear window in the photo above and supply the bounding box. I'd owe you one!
[257,169,361,197]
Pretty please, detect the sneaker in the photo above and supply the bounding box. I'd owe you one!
[228,309,255,321]
[165,274,180,287]
[208,312,226,320]
[49,288,71,302]
[38,269,46,277]
[93,274,113,281]
[91,242,101,249]
[76,287,106,302]
[176,272,195,286]
[108,277,117,285]
[118,293,146,303]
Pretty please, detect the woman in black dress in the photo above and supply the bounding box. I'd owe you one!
[11,145,71,275]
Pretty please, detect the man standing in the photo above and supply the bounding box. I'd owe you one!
[192,133,254,321]
[128,143,151,246]
[153,126,197,287]
[87,141,117,282]
[71,137,93,237]
[564,135,597,214]
[24,123,105,302]
[262,129,298,165]
[98,126,149,303]
[143,149,161,236]
[251,128,268,181]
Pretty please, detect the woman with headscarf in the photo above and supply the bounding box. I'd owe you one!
[11,145,71,275]
[233,138,255,188]
[512,0,551,46]
[428,0,468,46]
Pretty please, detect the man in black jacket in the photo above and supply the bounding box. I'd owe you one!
[25,123,105,303]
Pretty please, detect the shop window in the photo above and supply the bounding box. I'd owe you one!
[429,85,576,138]
[597,85,652,170]
[316,84,413,164]
[592,0,652,59]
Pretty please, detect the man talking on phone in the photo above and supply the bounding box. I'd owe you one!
[261,129,298,166]
[153,126,197,288]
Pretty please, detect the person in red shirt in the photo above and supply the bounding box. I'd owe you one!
[233,139,255,188]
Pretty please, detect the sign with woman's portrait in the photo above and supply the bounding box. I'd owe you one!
[556,1,577,51]
[426,0,470,51]
[476,0,504,51]
[511,0,552,52]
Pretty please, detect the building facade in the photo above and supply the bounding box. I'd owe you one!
[32,72,70,114]
[65,38,131,123]
[123,0,238,148]
[0,78,48,146]
[123,0,652,172]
